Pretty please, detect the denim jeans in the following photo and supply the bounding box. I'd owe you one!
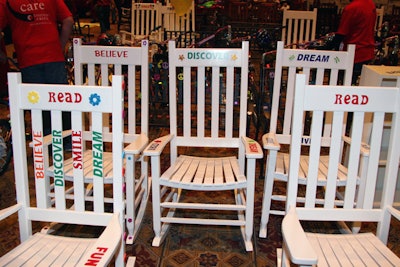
[21,61,70,136]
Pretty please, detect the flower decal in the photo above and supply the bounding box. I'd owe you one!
[89,93,101,106]
[27,91,39,104]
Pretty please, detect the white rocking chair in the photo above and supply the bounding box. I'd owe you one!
[259,41,355,238]
[279,74,400,266]
[1,73,133,266]
[143,41,263,251]
[51,38,151,244]
[281,8,317,48]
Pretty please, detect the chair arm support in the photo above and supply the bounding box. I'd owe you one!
[387,206,400,221]
[0,204,22,221]
[342,135,370,156]
[262,132,280,150]
[143,134,173,156]
[282,206,318,265]
[242,137,263,159]
[77,213,122,266]
[124,133,149,154]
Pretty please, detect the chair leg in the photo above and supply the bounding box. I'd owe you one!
[243,159,256,251]
[259,154,277,238]
[150,156,163,246]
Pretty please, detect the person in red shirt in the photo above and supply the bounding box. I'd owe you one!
[331,0,377,85]
[0,0,73,84]
[0,0,73,137]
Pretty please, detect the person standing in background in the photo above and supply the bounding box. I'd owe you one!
[330,0,377,85]
[327,0,376,134]
[95,0,112,33]
[0,0,74,137]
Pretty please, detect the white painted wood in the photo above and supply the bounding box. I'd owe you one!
[281,8,317,48]
[259,42,355,238]
[3,73,127,266]
[280,74,400,266]
[69,38,150,243]
[120,2,162,46]
[144,41,263,251]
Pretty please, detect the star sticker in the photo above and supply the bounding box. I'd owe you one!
[179,54,185,61]
[231,54,238,61]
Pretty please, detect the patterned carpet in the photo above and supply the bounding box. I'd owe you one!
[1,122,400,266]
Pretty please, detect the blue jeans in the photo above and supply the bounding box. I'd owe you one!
[21,61,70,136]
[21,61,67,84]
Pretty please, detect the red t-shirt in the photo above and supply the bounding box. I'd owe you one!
[336,0,376,63]
[0,0,72,68]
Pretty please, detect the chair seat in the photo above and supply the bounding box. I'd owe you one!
[0,232,97,266]
[275,152,353,186]
[160,155,247,190]
[306,232,400,266]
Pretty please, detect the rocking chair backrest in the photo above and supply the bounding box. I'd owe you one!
[73,38,149,135]
[8,72,125,242]
[131,3,162,42]
[288,74,400,241]
[269,41,355,145]
[160,2,195,34]
[167,40,249,171]
[281,8,317,48]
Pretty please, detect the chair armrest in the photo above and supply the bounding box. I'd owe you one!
[387,206,400,221]
[143,134,173,156]
[242,137,263,159]
[282,206,318,265]
[262,132,280,150]
[0,204,22,221]
[77,213,122,266]
[342,135,370,156]
[124,133,149,154]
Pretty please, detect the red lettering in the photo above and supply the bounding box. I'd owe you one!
[33,131,45,179]
[48,92,56,102]
[249,143,258,153]
[94,50,128,58]
[334,94,342,104]
[47,92,82,103]
[84,259,99,266]
[75,93,82,103]
[57,93,65,102]
[361,95,368,104]
[72,130,83,169]
[334,94,369,105]
[344,94,350,104]
[84,248,108,266]
[96,247,108,253]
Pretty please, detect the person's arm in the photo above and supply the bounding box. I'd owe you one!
[59,16,74,49]
[0,31,6,64]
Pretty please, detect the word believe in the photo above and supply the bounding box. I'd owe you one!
[296,54,329,62]
[32,131,45,179]
[94,50,128,58]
